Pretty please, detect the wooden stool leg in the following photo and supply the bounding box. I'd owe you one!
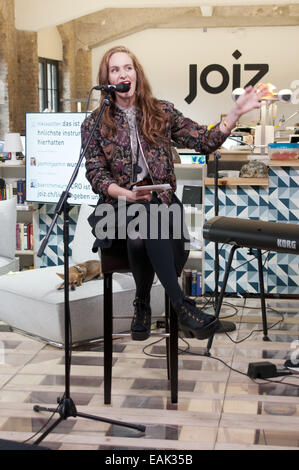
[169,302,178,404]
[165,292,170,380]
[165,291,178,403]
[104,273,113,405]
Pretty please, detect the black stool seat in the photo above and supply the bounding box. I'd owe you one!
[101,240,179,404]
[101,240,130,273]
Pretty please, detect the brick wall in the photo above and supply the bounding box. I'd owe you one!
[0,0,15,137]
[15,30,39,134]
[2,3,299,138]
[0,0,38,137]
[58,22,92,112]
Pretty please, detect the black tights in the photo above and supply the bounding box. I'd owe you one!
[126,237,184,306]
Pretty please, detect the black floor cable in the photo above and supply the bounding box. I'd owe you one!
[142,294,298,391]
[20,247,297,444]
[21,395,65,445]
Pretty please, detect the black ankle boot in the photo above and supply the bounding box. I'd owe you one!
[175,297,219,340]
[131,298,152,341]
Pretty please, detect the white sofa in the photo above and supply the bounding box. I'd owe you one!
[0,197,20,275]
[0,204,164,346]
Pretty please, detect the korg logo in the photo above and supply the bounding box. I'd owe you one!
[277,239,297,250]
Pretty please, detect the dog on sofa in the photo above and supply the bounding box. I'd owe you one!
[57,260,102,290]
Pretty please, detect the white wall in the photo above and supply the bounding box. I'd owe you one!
[92,27,299,126]
[37,27,63,61]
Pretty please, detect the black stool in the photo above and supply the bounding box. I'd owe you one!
[101,240,179,404]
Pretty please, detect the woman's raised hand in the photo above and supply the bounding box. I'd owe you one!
[235,83,271,116]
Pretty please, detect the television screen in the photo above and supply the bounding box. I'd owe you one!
[179,153,206,164]
[25,113,98,205]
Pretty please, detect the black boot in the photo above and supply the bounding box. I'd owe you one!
[175,297,219,340]
[131,298,152,341]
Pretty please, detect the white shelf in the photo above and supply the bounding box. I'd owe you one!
[189,251,202,259]
[17,204,35,211]
[174,163,206,294]
[174,163,205,169]
[16,250,35,256]
[0,163,25,168]
[1,164,37,269]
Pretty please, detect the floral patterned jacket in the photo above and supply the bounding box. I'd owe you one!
[82,100,228,205]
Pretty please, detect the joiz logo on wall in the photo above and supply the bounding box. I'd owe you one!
[185,49,269,103]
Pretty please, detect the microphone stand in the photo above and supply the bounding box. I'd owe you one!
[213,152,220,309]
[32,91,145,445]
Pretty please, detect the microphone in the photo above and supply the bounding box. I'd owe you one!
[93,83,130,93]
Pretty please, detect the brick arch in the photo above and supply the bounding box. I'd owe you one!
[59,6,299,52]
[61,8,191,51]
[57,7,186,111]
[0,0,39,135]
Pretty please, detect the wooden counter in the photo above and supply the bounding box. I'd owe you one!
[205,177,269,186]
[269,160,299,167]
[209,150,251,161]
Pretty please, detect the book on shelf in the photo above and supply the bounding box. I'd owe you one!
[28,223,34,250]
[196,271,202,296]
[17,179,26,204]
[0,187,6,200]
[183,269,202,297]
[191,270,197,296]
[183,269,192,296]
[16,222,34,251]
[6,179,18,200]
[0,177,5,200]
[0,177,25,203]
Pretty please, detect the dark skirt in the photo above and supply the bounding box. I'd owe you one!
[88,193,190,276]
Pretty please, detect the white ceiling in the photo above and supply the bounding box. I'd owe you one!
[14,0,299,31]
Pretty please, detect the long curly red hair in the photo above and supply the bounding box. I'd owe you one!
[97,45,168,146]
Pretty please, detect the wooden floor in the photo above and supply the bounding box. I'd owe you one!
[0,297,299,451]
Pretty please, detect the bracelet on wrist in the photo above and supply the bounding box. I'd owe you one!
[222,120,231,132]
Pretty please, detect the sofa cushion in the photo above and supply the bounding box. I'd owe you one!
[0,266,164,346]
[0,197,16,259]
[0,257,19,275]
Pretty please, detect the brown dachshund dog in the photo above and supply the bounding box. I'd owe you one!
[57,260,102,290]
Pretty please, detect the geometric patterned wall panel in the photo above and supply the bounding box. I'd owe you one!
[204,184,269,293]
[267,166,299,294]
[268,167,299,222]
[38,204,79,268]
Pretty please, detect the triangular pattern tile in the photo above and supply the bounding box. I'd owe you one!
[204,170,299,295]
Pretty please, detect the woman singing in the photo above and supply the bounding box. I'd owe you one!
[82,45,268,341]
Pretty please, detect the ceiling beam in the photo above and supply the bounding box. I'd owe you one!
[14,0,299,31]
